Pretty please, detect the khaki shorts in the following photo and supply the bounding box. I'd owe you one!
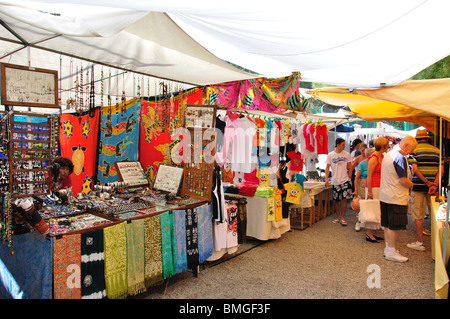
[408,191,431,220]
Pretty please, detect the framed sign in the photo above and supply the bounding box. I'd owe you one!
[114,160,149,187]
[185,105,216,129]
[153,164,184,194]
[1,63,59,108]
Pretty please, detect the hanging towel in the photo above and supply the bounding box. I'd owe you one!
[53,233,81,299]
[143,215,163,287]
[104,222,128,299]
[81,230,106,299]
[160,211,177,279]
[126,219,146,296]
[174,210,188,274]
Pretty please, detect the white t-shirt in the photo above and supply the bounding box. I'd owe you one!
[379,148,410,205]
[230,117,256,173]
[326,150,351,185]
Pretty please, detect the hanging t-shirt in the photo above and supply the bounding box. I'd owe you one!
[231,117,256,173]
[315,124,328,154]
[287,151,304,172]
[257,167,271,188]
[284,182,304,204]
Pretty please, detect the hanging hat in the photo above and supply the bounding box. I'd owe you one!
[415,129,430,139]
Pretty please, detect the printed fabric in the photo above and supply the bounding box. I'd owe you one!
[143,215,164,287]
[126,219,146,296]
[53,234,81,299]
[97,98,140,184]
[185,207,199,268]
[197,204,213,263]
[0,232,53,299]
[174,210,188,274]
[81,230,106,299]
[59,109,100,195]
[103,222,128,299]
[160,211,177,279]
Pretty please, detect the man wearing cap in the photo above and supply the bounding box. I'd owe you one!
[407,129,443,252]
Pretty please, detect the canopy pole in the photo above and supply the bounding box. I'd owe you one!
[442,116,449,264]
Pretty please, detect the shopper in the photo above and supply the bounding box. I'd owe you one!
[364,138,389,242]
[379,136,417,262]
[353,147,374,231]
[325,138,352,226]
[407,129,443,251]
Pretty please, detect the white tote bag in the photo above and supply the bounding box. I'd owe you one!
[359,199,381,224]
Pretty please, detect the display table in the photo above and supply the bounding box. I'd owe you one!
[237,195,290,241]
[430,196,450,299]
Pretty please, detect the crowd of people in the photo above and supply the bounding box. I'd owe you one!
[324,129,442,263]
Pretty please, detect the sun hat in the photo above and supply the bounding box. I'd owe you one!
[415,129,429,139]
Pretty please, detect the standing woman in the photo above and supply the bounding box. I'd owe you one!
[364,137,389,242]
[52,156,74,191]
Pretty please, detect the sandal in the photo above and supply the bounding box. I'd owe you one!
[332,218,341,224]
[340,219,347,226]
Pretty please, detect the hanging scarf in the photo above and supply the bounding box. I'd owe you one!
[126,219,146,296]
[160,211,176,279]
[53,234,81,299]
[143,215,163,287]
[185,207,199,268]
[81,230,106,299]
[196,204,213,264]
[104,222,128,299]
[174,210,188,274]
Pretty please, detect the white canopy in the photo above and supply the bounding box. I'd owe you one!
[1,0,450,90]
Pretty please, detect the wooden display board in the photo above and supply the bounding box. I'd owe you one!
[114,160,149,187]
[0,63,59,108]
[180,127,216,201]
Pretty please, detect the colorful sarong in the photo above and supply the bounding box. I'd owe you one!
[160,211,176,279]
[59,109,100,195]
[103,222,128,299]
[185,207,199,268]
[53,233,81,299]
[196,204,213,263]
[126,219,146,296]
[81,230,106,299]
[0,232,52,299]
[174,210,188,274]
[143,215,163,287]
[97,99,140,184]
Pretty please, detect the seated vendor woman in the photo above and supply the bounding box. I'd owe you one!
[52,156,74,191]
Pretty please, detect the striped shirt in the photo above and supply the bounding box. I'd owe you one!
[408,142,441,192]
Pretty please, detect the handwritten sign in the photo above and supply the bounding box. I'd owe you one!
[1,63,58,108]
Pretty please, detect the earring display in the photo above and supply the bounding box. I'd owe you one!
[7,111,53,198]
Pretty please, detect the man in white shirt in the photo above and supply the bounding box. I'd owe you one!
[379,136,417,263]
[325,138,352,226]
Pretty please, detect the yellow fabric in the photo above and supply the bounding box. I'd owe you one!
[430,197,449,299]
[311,78,450,134]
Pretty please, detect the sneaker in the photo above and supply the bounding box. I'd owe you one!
[355,221,361,232]
[407,241,425,251]
[384,249,409,263]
